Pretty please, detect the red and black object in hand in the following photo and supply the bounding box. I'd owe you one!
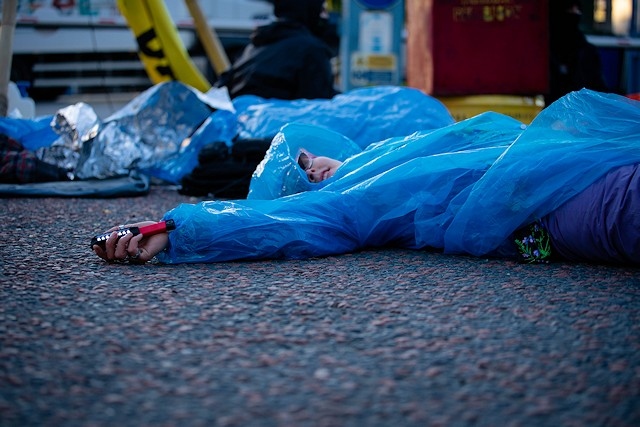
[90,220,176,249]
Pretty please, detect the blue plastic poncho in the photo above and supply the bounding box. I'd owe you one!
[444,89,640,255]
[247,124,363,200]
[157,90,640,264]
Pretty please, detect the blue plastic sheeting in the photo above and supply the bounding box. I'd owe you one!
[0,115,58,150]
[246,86,454,199]
[155,85,452,183]
[157,89,640,264]
[445,89,640,255]
[233,85,455,149]
[152,84,452,183]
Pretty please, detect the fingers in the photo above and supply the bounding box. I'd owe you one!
[92,221,166,265]
[105,231,119,260]
[126,234,147,264]
[114,232,134,259]
[92,244,108,261]
[93,230,145,264]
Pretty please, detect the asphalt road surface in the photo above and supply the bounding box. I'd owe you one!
[1,186,639,426]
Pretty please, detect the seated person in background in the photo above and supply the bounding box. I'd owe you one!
[546,0,609,105]
[213,0,339,100]
[92,90,640,267]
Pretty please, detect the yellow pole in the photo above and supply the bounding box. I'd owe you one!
[183,0,231,76]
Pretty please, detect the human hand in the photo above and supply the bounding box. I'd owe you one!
[92,221,169,264]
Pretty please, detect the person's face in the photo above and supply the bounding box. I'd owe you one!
[297,151,342,183]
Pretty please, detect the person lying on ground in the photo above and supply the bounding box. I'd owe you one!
[92,89,640,266]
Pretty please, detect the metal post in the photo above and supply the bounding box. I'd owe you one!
[184,0,230,76]
[0,0,18,117]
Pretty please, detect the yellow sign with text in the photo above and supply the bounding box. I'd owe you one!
[350,53,397,86]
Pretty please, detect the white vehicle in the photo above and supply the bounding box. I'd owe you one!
[4,0,273,99]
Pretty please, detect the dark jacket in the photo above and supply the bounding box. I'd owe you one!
[546,1,609,105]
[214,20,338,100]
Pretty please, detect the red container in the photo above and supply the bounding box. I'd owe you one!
[407,0,549,96]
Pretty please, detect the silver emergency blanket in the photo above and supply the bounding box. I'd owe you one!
[36,102,100,176]
[3,82,231,182]
[50,83,215,180]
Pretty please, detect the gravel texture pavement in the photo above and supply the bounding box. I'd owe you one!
[1,186,639,426]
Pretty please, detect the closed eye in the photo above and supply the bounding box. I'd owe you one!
[298,152,313,171]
